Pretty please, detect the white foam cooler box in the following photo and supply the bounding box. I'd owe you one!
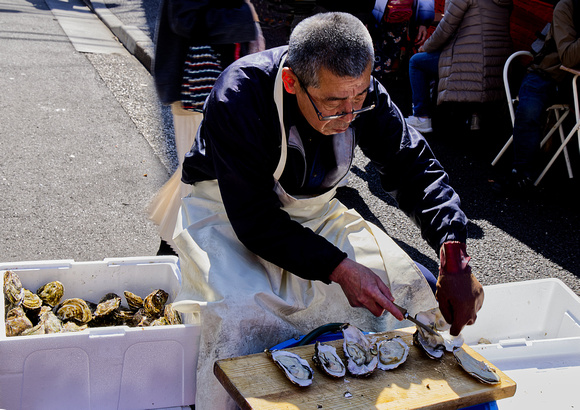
[463,278,580,409]
[0,256,200,410]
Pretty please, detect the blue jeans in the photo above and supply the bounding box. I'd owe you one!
[512,71,557,173]
[408,51,441,117]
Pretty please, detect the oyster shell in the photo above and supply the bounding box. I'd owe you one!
[151,317,170,326]
[133,308,152,327]
[3,270,25,308]
[269,350,313,387]
[376,336,409,370]
[453,347,500,384]
[115,308,135,325]
[124,290,144,311]
[413,326,446,359]
[36,281,64,307]
[143,289,169,317]
[342,324,378,376]
[41,309,64,334]
[94,293,121,317]
[62,321,88,332]
[5,306,33,337]
[312,342,346,378]
[22,288,43,311]
[56,298,93,324]
[416,307,464,351]
[164,303,183,325]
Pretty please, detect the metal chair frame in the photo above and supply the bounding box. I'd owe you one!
[492,51,576,186]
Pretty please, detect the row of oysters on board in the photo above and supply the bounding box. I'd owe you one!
[268,309,500,387]
[3,270,182,337]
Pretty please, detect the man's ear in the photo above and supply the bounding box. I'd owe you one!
[282,67,299,94]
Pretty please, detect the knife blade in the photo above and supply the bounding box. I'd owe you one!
[392,303,440,336]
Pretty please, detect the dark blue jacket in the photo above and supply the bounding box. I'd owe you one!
[183,46,468,282]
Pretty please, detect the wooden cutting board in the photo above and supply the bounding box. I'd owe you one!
[214,327,516,409]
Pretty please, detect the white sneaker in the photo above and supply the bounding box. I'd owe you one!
[405,116,433,133]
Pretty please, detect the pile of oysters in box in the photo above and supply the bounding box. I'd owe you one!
[267,309,500,387]
[3,270,182,337]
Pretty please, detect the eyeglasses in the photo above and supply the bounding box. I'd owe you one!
[300,78,377,121]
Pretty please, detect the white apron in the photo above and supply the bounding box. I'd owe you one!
[172,59,437,409]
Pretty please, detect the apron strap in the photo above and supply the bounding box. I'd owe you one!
[273,54,288,181]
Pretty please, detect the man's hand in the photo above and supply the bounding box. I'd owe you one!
[436,242,484,336]
[414,25,428,46]
[329,258,404,320]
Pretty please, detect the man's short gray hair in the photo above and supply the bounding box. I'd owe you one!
[287,12,374,89]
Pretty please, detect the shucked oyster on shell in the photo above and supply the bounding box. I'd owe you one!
[412,312,447,359]
[416,307,465,351]
[268,349,314,387]
[342,323,378,376]
[312,341,346,378]
[376,336,409,370]
[453,347,501,384]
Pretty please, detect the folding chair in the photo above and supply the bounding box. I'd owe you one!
[491,51,574,185]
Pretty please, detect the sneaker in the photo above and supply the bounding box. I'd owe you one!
[491,168,536,198]
[470,113,480,131]
[405,116,433,133]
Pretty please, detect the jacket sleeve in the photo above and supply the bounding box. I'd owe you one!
[356,82,468,251]
[553,0,580,69]
[422,0,470,53]
[167,0,256,44]
[200,57,347,283]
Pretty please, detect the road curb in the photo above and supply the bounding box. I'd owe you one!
[82,0,154,71]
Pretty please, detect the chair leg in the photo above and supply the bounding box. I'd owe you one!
[534,121,580,185]
[491,136,513,166]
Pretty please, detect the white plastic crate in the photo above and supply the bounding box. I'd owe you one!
[465,278,580,409]
[1,256,200,410]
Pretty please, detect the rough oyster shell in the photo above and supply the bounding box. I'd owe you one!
[143,289,169,317]
[269,350,313,387]
[56,298,93,324]
[114,308,135,325]
[94,293,121,317]
[376,336,409,370]
[22,288,43,311]
[36,281,64,307]
[62,321,88,332]
[151,316,170,326]
[5,306,33,336]
[123,290,144,311]
[3,270,25,308]
[164,303,183,325]
[453,347,500,384]
[342,324,378,376]
[312,342,346,378]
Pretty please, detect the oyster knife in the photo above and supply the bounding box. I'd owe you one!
[392,302,440,336]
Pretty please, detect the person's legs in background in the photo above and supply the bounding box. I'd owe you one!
[405,51,441,133]
[511,72,556,188]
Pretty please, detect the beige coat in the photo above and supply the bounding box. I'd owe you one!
[533,0,580,83]
[422,0,513,104]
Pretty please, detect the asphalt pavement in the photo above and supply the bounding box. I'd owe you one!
[1,0,579,298]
